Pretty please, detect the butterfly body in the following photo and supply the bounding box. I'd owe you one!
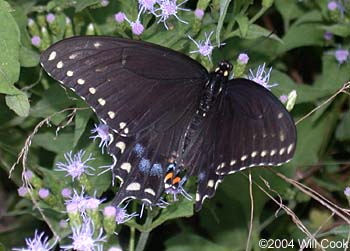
[40,36,297,212]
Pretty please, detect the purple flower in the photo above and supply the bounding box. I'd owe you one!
[131,21,144,35]
[61,187,72,198]
[344,187,350,197]
[91,124,111,154]
[115,205,138,224]
[86,198,102,210]
[55,150,95,181]
[164,177,192,201]
[103,206,117,218]
[27,18,34,26]
[328,1,338,10]
[324,31,333,41]
[114,12,126,23]
[12,231,57,251]
[101,0,109,7]
[61,219,107,251]
[238,53,249,64]
[279,94,288,104]
[65,188,89,215]
[108,247,123,251]
[248,63,278,90]
[334,48,349,64]
[24,170,33,180]
[59,219,68,229]
[155,0,189,29]
[38,188,50,199]
[31,36,41,47]
[194,8,204,19]
[188,31,217,61]
[17,186,28,197]
[46,13,55,24]
[139,0,157,12]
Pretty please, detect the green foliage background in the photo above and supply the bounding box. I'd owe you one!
[0,0,350,250]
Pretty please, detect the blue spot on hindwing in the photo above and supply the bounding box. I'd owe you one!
[138,158,151,173]
[134,143,145,157]
[150,164,162,177]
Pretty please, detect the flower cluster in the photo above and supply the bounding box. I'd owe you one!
[115,0,189,35]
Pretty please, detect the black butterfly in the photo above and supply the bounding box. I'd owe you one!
[40,36,297,211]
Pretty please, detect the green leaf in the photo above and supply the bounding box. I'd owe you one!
[149,199,193,230]
[274,0,305,24]
[336,111,350,141]
[125,199,194,232]
[277,23,324,53]
[216,0,232,46]
[165,233,231,251]
[245,24,282,42]
[7,1,40,67]
[33,132,74,153]
[19,46,39,67]
[235,15,249,37]
[30,84,75,119]
[5,92,30,117]
[73,107,92,147]
[0,0,21,91]
[75,0,99,12]
[322,24,350,37]
[292,99,341,167]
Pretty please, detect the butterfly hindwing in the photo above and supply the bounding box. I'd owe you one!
[182,78,297,210]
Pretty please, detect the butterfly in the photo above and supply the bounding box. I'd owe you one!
[40,36,297,211]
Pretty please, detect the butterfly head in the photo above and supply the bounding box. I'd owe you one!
[215,60,233,77]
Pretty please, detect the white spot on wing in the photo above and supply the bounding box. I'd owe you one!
[251,151,258,158]
[145,188,156,196]
[287,143,294,154]
[279,147,286,155]
[195,193,201,201]
[241,155,248,161]
[77,79,85,85]
[120,162,131,173]
[89,87,96,94]
[278,113,283,119]
[69,53,78,59]
[48,51,56,61]
[116,141,126,153]
[126,182,141,191]
[98,98,106,106]
[57,61,63,68]
[94,42,101,48]
[119,122,126,129]
[270,149,277,156]
[108,111,115,119]
[261,150,268,157]
[207,180,214,188]
[230,160,236,166]
[66,70,74,77]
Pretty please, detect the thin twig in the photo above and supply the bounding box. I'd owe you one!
[296,82,350,125]
[9,107,86,240]
[271,169,350,224]
[245,170,254,251]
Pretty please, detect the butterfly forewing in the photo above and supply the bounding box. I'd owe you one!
[40,36,209,206]
[40,36,208,136]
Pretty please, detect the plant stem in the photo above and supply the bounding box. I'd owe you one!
[135,214,153,251]
[249,7,268,24]
[129,227,136,251]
